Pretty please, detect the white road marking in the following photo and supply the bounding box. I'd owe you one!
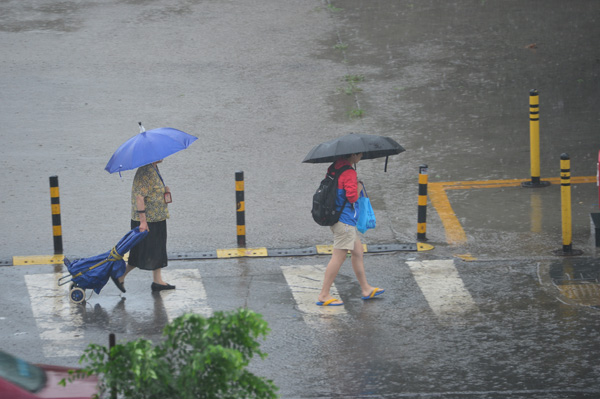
[24,269,211,357]
[25,273,86,357]
[281,265,346,317]
[160,269,212,321]
[24,261,478,356]
[407,259,478,320]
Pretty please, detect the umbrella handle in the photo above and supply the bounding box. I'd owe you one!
[384,156,389,172]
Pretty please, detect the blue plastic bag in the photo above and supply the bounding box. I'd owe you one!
[356,187,376,234]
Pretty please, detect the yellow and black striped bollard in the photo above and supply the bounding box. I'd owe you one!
[553,154,582,256]
[235,171,246,247]
[522,89,550,188]
[49,176,63,254]
[417,165,428,241]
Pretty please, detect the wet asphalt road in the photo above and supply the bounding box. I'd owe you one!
[1,0,600,398]
[2,255,600,398]
[1,0,598,259]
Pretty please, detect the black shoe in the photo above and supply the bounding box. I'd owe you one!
[111,275,126,293]
[151,282,176,292]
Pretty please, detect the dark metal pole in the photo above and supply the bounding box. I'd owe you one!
[109,333,116,399]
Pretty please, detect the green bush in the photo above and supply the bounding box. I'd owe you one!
[63,309,278,399]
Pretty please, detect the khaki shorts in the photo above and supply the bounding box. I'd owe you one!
[331,221,358,250]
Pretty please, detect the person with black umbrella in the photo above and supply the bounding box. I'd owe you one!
[316,153,384,306]
[303,133,404,306]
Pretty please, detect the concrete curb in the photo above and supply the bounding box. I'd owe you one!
[6,242,434,267]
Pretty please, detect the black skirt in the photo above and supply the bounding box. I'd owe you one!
[128,220,168,270]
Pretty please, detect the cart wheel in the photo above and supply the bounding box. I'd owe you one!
[70,287,86,304]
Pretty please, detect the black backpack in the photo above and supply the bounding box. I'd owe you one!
[311,164,353,226]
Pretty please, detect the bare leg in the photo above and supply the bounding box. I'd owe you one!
[153,268,167,285]
[350,238,379,298]
[317,248,347,304]
[119,264,136,283]
[150,269,175,291]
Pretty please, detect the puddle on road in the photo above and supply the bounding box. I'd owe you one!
[0,1,85,33]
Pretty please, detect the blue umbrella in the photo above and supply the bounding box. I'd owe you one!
[105,123,198,174]
[62,228,148,294]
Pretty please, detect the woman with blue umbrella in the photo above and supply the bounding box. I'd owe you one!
[106,123,197,292]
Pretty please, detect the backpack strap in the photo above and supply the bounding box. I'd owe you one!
[327,162,353,178]
[328,163,354,212]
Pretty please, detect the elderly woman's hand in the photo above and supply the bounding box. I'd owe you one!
[139,221,149,232]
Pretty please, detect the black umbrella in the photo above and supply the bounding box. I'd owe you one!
[302,133,405,171]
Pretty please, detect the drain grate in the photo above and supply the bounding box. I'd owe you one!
[268,247,318,257]
[367,243,416,252]
[170,251,218,260]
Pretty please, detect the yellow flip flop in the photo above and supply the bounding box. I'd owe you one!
[361,288,385,300]
[316,298,344,306]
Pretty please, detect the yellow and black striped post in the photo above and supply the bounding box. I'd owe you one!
[235,171,246,247]
[417,165,428,241]
[553,154,582,256]
[49,176,63,254]
[560,154,572,252]
[522,89,550,188]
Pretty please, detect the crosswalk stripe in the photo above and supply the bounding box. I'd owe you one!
[25,269,211,357]
[281,265,346,316]
[160,269,212,321]
[407,259,478,320]
[24,260,479,356]
[25,273,86,357]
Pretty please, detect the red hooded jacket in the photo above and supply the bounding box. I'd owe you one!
[327,159,359,226]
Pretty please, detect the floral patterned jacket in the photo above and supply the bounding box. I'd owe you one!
[131,164,169,222]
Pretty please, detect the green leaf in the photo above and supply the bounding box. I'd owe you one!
[65,308,279,399]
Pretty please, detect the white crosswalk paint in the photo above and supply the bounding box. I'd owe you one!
[25,273,87,357]
[407,259,478,319]
[25,269,211,357]
[160,269,212,321]
[24,261,478,356]
[281,265,346,316]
